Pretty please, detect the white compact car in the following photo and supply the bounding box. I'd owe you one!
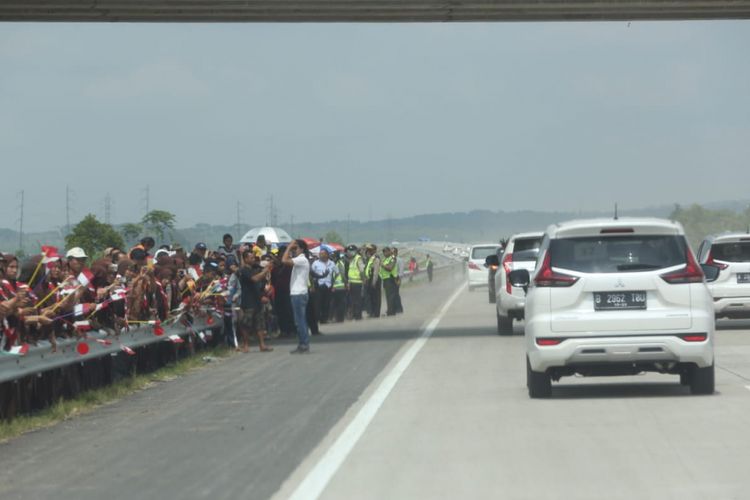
[511,218,716,398]
[696,233,750,319]
[494,232,543,334]
[467,244,502,290]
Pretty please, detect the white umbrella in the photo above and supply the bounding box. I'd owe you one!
[239,226,293,244]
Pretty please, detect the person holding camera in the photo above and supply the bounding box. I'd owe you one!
[282,239,311,354]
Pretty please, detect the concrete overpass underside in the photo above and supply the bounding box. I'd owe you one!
[2,1,750,22]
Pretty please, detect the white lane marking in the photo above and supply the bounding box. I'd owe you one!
[288,284,466,500]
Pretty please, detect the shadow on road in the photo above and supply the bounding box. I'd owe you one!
[716,319,750,331]
[551,381,695,399]
[267,325,503,346]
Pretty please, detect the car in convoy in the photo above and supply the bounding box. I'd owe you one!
[696,233,750,319]
[509,218,717,398]
[489,232,543,334]
[467,244,502,290]
[485,245,505,304]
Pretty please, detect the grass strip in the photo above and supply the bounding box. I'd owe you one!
[0,346,232,443]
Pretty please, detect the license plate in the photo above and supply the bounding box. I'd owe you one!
[594,291,647,311]
[738,273,750,284]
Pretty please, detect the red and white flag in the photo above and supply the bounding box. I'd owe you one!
[77,269,95,291]
[73,320,92,332]
[110,288,127,302]
[74,303,94,317]
[167,334,184,344]
[120,345,135,355]
[95,338,112,346]
[6,344,30,356]
[41,245,60,263]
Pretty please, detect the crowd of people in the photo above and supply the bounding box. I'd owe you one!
[0,233,435,355]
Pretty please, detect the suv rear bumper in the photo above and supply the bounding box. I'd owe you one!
[528,334,714,372]
[713,296,750,317]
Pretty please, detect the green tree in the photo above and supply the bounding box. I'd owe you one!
[120,223,143,244]
[324,230,344,244]
[66,214,125,258]
[142,210,177,243]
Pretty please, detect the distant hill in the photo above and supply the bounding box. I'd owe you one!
[1,205,679,254]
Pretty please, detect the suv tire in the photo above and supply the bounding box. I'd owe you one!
[497,312,513,335]
[527,357,551,398]
[689,364,715,395]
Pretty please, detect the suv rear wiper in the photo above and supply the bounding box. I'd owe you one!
[616,263,663,271]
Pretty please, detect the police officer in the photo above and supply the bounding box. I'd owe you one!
[346,245,365,320]
[331,251,347,323]
[380,247,398,316]
[365,244,382,318]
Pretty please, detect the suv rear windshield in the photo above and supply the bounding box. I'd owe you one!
[550,235,687,273]
[711,242,750,262]
[512,238,542,262]
[471,246,498,260]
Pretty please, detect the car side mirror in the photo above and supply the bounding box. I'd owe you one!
[508,269,530,289]
[485,255,499,268]
[700,263,720,283]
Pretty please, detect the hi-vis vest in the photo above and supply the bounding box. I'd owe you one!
[379,256,395,280]
[348,255,363,284]
[333,261,346,290]
[365,256,376,280]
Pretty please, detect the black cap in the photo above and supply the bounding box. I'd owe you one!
[195,242,208,251]
[346,244,358,251]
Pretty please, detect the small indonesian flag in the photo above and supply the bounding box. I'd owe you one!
[41,245,60,263]
[120,345,135,355]
[110,288,127,301]
[77,269,95,291]
[74,303,94,317]
[95,338,112,346]
[167,334,184,344]
[6,344,30,356]
[197,331,206,343]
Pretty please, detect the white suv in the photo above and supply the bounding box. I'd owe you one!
[511,218,716,398]
[493,232,543,335]
[467,244,501,290]
[697,233,750,319]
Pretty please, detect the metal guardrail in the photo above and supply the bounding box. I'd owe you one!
[0,314,221,385]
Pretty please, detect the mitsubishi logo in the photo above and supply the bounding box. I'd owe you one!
[614,279,626,288]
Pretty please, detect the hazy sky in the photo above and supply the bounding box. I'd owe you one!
[1,21,749,232]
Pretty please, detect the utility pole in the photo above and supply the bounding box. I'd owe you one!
[17,190,24,253]
[142,185,150,217]
[266,195,279,226]
[236,201,242,238]
[104,193,112,225]
[65,185,71,235]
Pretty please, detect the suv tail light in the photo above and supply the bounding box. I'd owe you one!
[705,249,729,270]
[534,252,579,287]
[660,248,704,284]
[502,253,513,293]
[468,261,481,271]
[536,337,564,346]
[679,333,708,342]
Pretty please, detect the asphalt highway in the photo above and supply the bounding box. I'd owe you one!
[3,271,750,500]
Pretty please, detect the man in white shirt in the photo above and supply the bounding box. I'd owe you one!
[283,240,311,353]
